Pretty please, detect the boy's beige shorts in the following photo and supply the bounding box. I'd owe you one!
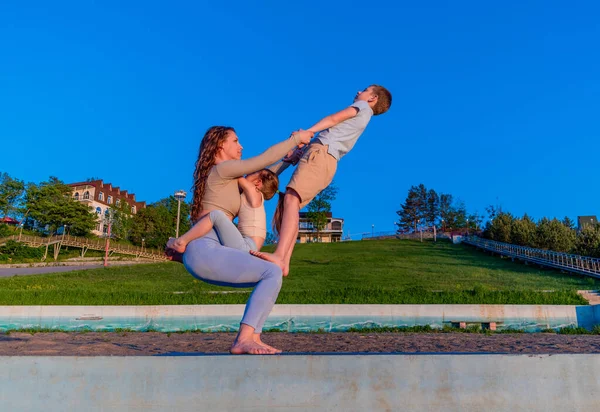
[287,143,337,208]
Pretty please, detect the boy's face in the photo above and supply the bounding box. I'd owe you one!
[354,86,377,103]
[220,131,243,160]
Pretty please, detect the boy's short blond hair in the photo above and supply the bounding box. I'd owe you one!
[370,85,392,115]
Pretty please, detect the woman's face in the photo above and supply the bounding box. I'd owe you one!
[220,131,243,160]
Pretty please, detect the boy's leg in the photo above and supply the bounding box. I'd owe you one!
[252,143,336,275]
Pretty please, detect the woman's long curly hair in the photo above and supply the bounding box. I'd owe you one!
[190,126,234,223]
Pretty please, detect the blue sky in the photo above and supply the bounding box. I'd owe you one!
[1,1,599,238]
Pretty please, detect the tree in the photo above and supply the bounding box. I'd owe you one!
[510,214,536,246]
[129,196,192,248]
[109,197,136,240]
[416,184,428,220]
[25,177,96,235]
[397,185,427,232]
[439,193,454,231]
[488,212,514,243]
[534,217,576,252]
[562,216,575,231]
[306,183,338,242]
[0,172,25,218]
[425,189,439,227]
[485,204,500,221]
[575,224,600,258]
[453,200,468,229]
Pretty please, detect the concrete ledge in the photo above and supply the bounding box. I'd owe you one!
[0,304,598,332]
[1,354,599,411]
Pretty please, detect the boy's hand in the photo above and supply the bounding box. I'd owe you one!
[291,129,313,146]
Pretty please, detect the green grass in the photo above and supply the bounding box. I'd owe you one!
[0,239,597,305]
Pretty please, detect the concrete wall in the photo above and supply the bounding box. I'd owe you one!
[1,354,599,411]
[0,304,598,332]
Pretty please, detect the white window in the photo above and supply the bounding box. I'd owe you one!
[83,191,90,200]
[74,192,80,200]
[116,199,120,207]
[98,192,104,201]
[131,205,136,214]
[107,195,112,205]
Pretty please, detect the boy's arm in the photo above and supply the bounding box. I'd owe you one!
[307,106,359,133]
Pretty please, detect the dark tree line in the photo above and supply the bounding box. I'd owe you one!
[484,210,600,257]
[396,184,482,233]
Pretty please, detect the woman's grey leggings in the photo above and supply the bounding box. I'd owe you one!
[209,210,257,252]
[183,228,282,333]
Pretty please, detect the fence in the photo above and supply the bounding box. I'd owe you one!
[361,231,450,241]
[0,234,166,261]
[463,236,600,279]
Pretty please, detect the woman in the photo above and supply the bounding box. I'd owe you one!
[182,126,312,355]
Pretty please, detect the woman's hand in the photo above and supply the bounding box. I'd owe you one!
[291,129,313,146]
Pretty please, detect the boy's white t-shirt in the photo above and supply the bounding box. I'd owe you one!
[316,99,373,161]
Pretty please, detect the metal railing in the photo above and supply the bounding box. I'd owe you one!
[0,234,166,261]
[462,236,600,279]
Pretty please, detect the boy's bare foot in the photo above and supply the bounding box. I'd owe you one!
[249,251,289,276]
[166,237,188,254]
[253,334,282,354]
[230,337,276,355]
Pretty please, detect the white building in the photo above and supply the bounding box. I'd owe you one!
[68,179,146,236]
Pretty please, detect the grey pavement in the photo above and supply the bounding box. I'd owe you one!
[0,265,106,277]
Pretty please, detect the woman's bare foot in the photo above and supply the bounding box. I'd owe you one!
[253,334,282,354]
[249,251,289,276]
[230,337,275,355]
[166,237,188,254]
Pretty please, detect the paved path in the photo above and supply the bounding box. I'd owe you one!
[578,290,600,305]
[0,265,105,277]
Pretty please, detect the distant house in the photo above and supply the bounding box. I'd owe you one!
[577,216,598,232]
[297,212,344,243]
[0,217,19,226]
[67,179,146,236]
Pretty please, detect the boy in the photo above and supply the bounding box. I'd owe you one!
[252,85,392,275]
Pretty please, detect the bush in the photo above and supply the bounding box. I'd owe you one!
[0,224,12,238]
[0,240,44,259]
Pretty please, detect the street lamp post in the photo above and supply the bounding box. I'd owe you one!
[466,218,469,236]
[371,224,374,238]
[104,211,112,267]
[174,190,187,238]
[18,209,29,242]
[142,238,145,253]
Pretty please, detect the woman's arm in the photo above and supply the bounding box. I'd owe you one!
[216,130,312,179]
